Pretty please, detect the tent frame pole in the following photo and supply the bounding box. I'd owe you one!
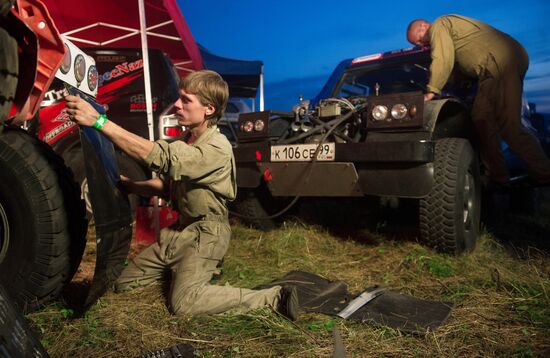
[138,0,160,240]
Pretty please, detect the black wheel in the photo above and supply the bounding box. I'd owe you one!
[63,147,147,219]
[419,138,481,254]
[233,185,278,231]
[0,128,87,312]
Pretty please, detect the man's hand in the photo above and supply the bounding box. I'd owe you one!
[117,177,165,197]
[65,95,100,126]
[424,92,436,102]
[118,175,134,195]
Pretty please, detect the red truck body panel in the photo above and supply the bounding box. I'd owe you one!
[9,0,64,121]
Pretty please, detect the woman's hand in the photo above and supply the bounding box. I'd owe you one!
[65,95,100,126]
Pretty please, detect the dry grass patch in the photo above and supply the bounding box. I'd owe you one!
[27,220,549,357]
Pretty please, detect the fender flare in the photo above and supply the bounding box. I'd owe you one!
[423,98,473,141]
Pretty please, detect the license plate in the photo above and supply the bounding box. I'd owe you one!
[270,143,335,162]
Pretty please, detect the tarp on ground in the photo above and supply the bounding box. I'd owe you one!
[199,44,263,99]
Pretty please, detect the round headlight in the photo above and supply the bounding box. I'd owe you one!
[372,105,389,121]
[254,119,265,132]
[242,120,254,133]
[391,104,408,120]
[74,54,86,84]
[60,43,71,74]
[87,65,98,91]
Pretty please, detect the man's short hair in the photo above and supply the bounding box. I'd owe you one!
[406,19,428,40]
[180,70,229,125]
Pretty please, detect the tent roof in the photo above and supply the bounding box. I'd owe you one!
[199,44,263,98]
[42,0,203,76]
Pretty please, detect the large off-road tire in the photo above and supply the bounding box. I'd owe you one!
[419,138,481,254]
[0,128,87,312]
[232,184,279,231]
[63,146,147,219]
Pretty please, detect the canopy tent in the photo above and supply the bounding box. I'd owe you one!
[42,0,203,77]
[199,44,264,111]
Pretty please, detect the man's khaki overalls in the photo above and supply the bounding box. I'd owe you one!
[427,15,550,183]
[116,126,281,315]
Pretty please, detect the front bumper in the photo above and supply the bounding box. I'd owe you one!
[234,140,435,198]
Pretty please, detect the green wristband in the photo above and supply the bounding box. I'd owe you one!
[93,114,107,131]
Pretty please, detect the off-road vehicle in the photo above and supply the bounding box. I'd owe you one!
[231,46,549,254]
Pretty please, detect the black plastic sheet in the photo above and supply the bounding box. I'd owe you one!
[79,125,132,312]
[257,270,453,334]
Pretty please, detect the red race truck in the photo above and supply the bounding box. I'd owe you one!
[0,0,131,312]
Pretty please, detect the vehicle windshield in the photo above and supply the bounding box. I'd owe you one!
[333,62,430,97]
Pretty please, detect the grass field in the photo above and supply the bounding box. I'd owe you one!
[27,192,550,357]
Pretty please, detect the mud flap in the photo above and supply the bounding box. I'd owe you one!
[79,125,132,312]
[257,271,453,334]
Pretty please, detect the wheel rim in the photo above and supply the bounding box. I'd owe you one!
[0,201,9,262]
[463,171,474,233]
[81,178,93,215]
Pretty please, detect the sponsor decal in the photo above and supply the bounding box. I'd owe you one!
[42,88,66,106]
[43,109,77,143]
[99,59,143,86]
[96,55,126,63]
[97,72,142,105]
[88,65,98,91]
[130,94,158,112]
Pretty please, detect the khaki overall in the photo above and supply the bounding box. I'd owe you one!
[427,15,550,183]
[116,126,281,315]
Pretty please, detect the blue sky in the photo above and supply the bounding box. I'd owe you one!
[179,0,550,112]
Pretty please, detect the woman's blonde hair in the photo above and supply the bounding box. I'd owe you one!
[180,70,228,125]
